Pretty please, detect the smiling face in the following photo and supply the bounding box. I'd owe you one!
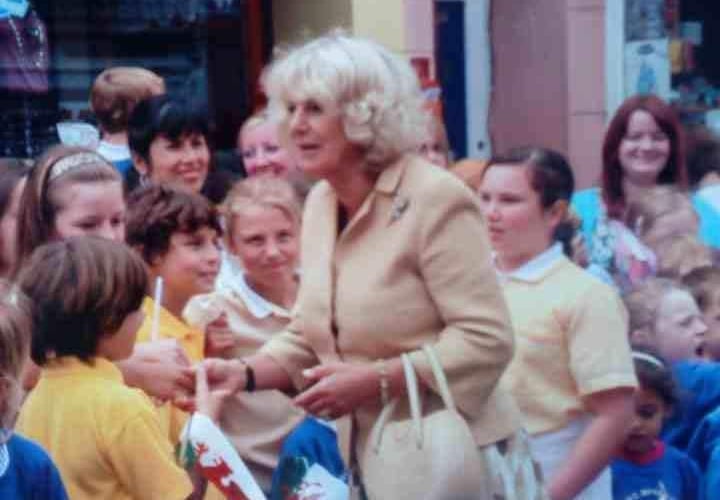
[654,289,708,362]
[619,110,671,186]
[229,203,299,294]
[149,226,221,304]
[623,386,667,455]
[285,97,365,181]
[478,164,562,271]
[239,121,293,177]
[136,133,210,193]
[53,180,126,242]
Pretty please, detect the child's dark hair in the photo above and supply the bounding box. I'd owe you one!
[127,94,210,164]
[15,237,148,365]
[632,346,678,408]
[126,183,222,264]
[484,146,576,256]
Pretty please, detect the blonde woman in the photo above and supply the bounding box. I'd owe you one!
[201,33,542,498]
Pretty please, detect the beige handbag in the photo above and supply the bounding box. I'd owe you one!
[360,345,489,500]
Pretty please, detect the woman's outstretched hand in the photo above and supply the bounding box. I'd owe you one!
[295,362,380,420]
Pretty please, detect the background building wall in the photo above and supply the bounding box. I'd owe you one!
[271,0,353,45]
[490,0,606,188]
[271,0,433,58]
[566,0,606,188]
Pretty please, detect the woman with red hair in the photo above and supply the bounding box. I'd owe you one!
[572,94,720,287]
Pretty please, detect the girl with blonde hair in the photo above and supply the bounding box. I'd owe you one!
[184,175,311,492]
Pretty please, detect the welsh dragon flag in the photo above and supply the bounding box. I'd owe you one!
[180,413,266,500]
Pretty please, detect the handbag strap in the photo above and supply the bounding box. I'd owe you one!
[369,347,456,452]
[422,344,458,412]
[401,353,423,448]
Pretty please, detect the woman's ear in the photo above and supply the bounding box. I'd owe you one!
[132,153,150,178]
[548,199,569,227]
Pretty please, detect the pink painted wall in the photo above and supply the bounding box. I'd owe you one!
[490,0,569,157]
[566,0,606,188]
[490,0,607,189]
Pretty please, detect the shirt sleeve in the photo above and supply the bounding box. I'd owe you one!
[406,175,516,420]
[106,405,193,500]
[567,280,637,396]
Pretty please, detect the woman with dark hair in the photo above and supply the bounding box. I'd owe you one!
[572,95,720,283]
[127,94,232,202]
[478,146,637,500]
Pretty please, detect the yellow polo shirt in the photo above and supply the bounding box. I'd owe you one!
[137,296,205,360]
[136,296,205,444]
[17,356,192,500]
[499,245,637,435]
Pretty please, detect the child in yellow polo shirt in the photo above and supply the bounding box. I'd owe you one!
[125,183,222,443]
[478,147,637,500]
[15,237,228,500]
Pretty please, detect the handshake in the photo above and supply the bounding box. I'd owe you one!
[129,338,247,421]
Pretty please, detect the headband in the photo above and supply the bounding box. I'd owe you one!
[48,152,107,183]
[632,351,665,369]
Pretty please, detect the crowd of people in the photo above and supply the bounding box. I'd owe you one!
[0,32,718,500]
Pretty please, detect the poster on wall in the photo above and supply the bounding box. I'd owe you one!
[626,0,665,42]
[624,38,671,100]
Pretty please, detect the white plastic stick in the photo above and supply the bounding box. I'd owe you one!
[151,276,163,342]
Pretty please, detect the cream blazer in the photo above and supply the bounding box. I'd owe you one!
[261,155,521,463]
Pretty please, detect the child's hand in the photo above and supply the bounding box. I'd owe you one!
[194,363,233,422]
[204,313,235,358]
[135,339,191,366]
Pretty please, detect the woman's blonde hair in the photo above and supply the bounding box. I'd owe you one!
[223,175,301,246]
[625,185,696,240]
[262,32,429,174]
[624,278,689,337]
[0,284,31,432]
[237,108,271,149]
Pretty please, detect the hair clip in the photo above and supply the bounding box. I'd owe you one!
[48,152,106,183]
[632,351,665,369]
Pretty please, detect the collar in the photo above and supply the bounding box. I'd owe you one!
[231,273,293,320]
[142,296,189,336]
[0,441,8,478]
[40,356,123,382]
[618,440,665,465]
[496,243,565,282]
[97,141,131,162]
[374,155,410,195]
[216,252,294,319]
